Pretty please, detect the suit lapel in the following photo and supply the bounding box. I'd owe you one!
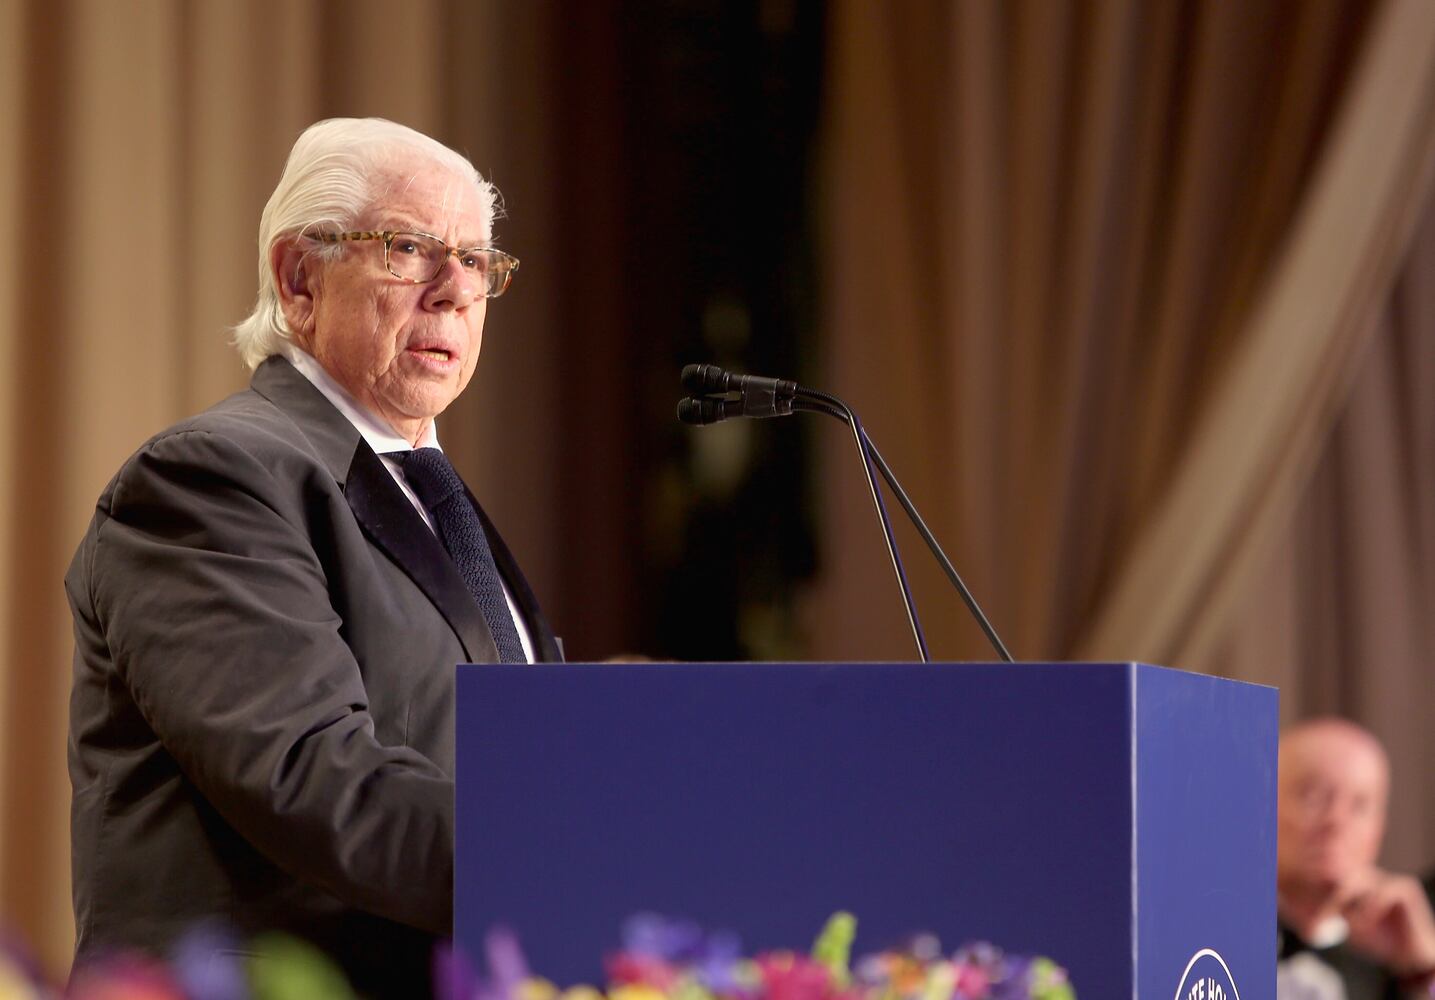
[344,445,499,663]
[250,355,554,664]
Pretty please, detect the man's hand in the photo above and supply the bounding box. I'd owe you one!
[1339,868,1435,978]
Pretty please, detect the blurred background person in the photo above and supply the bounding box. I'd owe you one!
[1277,719,1435,999]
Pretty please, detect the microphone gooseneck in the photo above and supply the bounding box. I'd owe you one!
[792,398,1013,662]
[678,363,1014,664]
[798,385,929,662]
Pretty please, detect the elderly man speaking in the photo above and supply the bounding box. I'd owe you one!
[65,119,560,997]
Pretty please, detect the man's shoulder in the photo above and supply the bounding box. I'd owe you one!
[67,361,360,604]
[170,355,341,443]
[119,388,314,478]
[99,360,357,509]
[164,381,310,448]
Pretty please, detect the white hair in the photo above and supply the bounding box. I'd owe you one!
[231,117,500,370]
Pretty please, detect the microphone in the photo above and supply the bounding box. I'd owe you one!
[676,397,735,425]
[678,364,1014,663]
[676,393,795,424]
[681,363,799,400]
[678,364,797,420]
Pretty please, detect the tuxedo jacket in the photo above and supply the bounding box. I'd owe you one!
[66,356,560,997]
[1278,922,1402,1000]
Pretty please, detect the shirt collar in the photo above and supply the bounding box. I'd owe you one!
[1279,915,1350,958]
[1306,915,1349,950]
[279,344,440,454]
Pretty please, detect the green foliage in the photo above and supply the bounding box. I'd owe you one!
[1026,958,1075,1000]
[810,912,857,989]
[247,934,357,1000]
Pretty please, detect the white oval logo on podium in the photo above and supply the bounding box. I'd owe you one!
[1174,948,1241,1000]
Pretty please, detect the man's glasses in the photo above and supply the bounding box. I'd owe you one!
[311,230,519,297]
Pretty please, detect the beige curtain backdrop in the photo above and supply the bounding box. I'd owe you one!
[814,0,1435,867]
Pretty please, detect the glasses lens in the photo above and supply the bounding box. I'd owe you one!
[386,234,517,295]
[466,250,517,298]
[386,233,447,282]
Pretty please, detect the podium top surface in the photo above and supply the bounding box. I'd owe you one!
[497,659,1273,684]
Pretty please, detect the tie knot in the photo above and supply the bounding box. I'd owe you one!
[390,447,465,509]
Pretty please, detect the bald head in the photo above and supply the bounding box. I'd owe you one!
[1277,718,1390,895]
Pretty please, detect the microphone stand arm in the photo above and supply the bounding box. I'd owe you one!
[795,388,929,663]
[794,397,1013,663]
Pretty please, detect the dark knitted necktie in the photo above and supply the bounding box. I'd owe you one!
[389,448,526,662]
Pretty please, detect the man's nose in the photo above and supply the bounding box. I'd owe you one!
[422,255,479,311]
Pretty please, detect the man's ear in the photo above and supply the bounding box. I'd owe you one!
[272,237,318,346]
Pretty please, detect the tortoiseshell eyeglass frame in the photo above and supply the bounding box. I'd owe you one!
[310,230,519,297]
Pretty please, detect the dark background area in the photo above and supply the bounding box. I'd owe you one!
[551,2,828,661]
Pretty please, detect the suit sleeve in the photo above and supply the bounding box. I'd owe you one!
[85,428,452,934]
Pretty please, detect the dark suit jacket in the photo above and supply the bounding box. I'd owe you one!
[66,356,559,998]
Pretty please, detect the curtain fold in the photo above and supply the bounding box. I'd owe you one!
[1215,203,1435,870]
[0,0,25,904]
[816,0,1385,660]
[1078,0,1435,667]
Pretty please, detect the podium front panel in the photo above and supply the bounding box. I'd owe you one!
[456,662,1274,998]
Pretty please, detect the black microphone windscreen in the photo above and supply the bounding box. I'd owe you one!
[677,397,725,425]
[680,364,729,394]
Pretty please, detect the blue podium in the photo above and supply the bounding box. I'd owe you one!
[455,662,1276,999]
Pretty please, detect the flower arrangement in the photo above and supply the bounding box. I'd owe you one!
[440,913,1075,1000]
[0,914,1074,1000]
[0,927,355,1000]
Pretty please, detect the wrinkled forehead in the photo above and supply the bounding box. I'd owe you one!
[364,156,490,242]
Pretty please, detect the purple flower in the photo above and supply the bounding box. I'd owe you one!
[475,927,532,1000]
[950,944,1003,975]
[692,929,743,993]
[169,924,248,1000]
[851,954,887,988]
[986,956,1031,1000]
[621,914,706,963]
[617,913,744,993]
[907,936,941,964]
[433,941,480,1000]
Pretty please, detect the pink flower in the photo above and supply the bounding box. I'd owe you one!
[605,951,681,992]
[951,963,991,999]
[754,951,856,1000]
[67,954,186,1000]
